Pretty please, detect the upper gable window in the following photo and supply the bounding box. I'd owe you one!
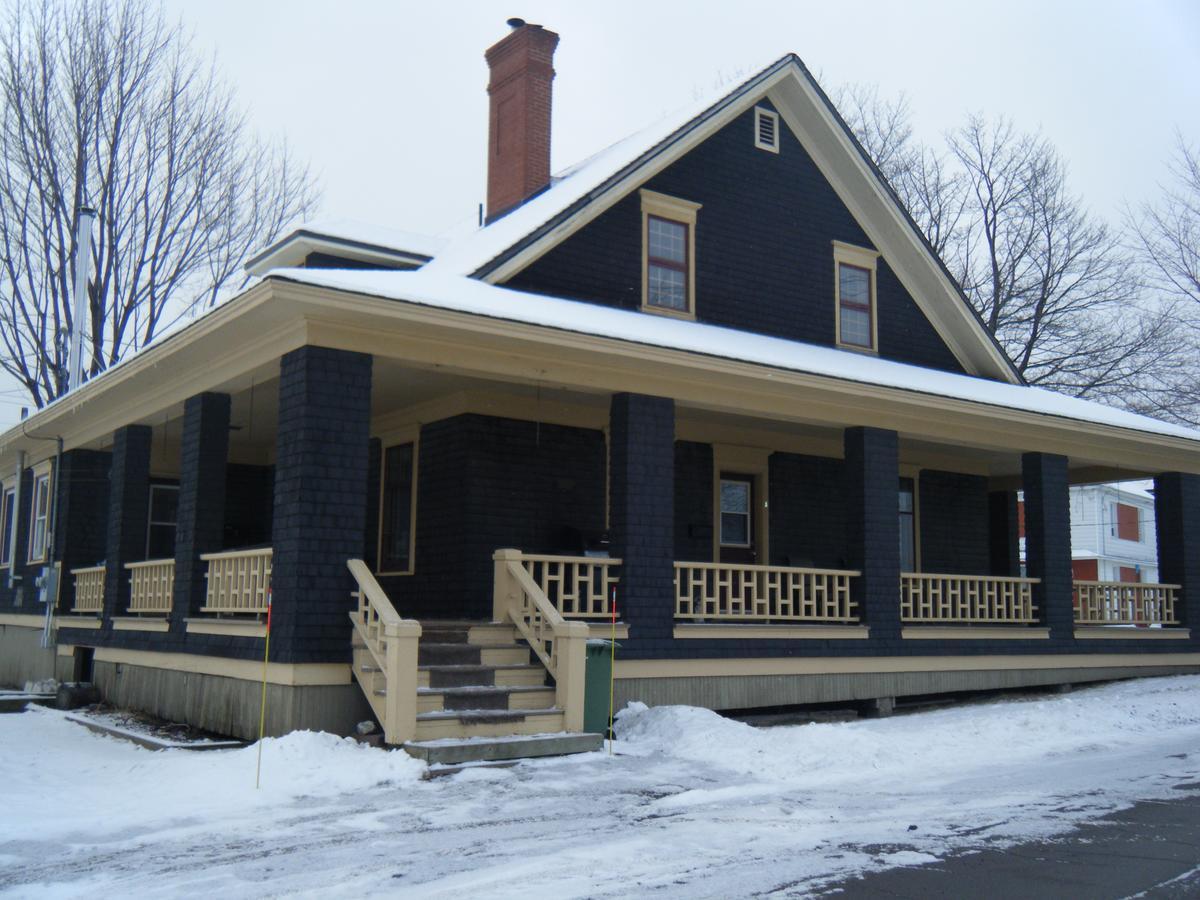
[641,189,701,319]
[833,241,880,352]
[754,107,779,153]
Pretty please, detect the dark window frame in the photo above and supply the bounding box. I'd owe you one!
[378,441,417,575]
[837,262,875,350]
[646,214,690,313]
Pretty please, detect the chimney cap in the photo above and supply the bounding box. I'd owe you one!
[506,17,526,29]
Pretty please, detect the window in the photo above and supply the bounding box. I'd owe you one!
[641,189,701,318]
[27,465,52,563]
[1112,502,1141,542]
[0,485,13,567]
[379,442,416,573]
[754,106,780,153]
[833,241,880,352]
[899,478,916,572]
[719,478,752,548]
[146,484,179,559]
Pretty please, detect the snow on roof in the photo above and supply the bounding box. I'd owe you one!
[422,60,788,279]
[274,266,1200,444]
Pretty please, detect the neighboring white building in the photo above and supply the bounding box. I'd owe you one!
[1020,480,1159,583]
[1069,481,1159,583]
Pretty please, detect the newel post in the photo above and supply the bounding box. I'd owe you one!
[383,619,421,745]
[554,620,589,732]
[492,548,521,622]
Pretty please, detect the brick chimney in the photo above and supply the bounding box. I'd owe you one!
[485,19,559,223]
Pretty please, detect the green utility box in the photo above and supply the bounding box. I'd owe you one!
[583,639,619,736]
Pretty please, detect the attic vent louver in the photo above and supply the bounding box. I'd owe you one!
[754,107,779,154]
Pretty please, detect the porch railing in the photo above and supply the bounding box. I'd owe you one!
[493,549,588,731]
[201,548,272,615]
[516,553,621,619]
[674,562,860,622]
[126,558,175,614]
[900,572,1039,624]
[1073,581,1180,626]
[71,565,105,614]
[348,559,420,745]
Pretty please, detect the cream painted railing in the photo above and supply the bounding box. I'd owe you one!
[201,548,272,614]
[71,566,105,614]
[900,573,1039,624]
[493,549,588,731]
[674,562,860,622]
[126,559,174,614]
[348,559,421,745]
[1073,581,1180,626]
[516,553,621,619]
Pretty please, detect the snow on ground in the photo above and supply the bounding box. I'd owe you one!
[2,675,1199,898]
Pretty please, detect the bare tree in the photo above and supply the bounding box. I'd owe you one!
[0,0,318,409]
[1129,131,1200,312]
[834,83,966,259]
[839,88,1189,416]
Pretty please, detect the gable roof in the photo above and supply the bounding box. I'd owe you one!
[424,55,1021,384]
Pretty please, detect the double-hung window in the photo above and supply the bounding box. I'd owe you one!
[0,484,14,567]
[379,441,417,574]
[641,189,701,318]
[27,464,52,563]
[833,241,879,352]
[146,484,180,559]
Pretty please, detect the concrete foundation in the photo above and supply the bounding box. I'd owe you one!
[0,622,56,688]
[91,660,374,741]
[614,664,1200,712]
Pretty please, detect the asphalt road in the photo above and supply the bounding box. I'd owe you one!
[824,785,1200,899]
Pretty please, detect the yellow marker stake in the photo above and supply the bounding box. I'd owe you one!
[608,587,617,755]
[255,590,272,789]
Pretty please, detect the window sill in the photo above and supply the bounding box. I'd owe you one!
[586,622,629,641]
[1074,626,1190,640]
[186,618,267,638]
[673,623,869,640]
[639,303,695,321]
[112,617,170,632]
[55,616,102,630]
[902,626,1050,640]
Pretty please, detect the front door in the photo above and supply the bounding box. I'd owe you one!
[719,474,756,564]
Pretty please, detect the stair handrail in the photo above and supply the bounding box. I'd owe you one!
[347,559,420,745]
[493,549,589,732]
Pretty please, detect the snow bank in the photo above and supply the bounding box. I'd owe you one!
[614,675,1200,790]
[0,707,424,842]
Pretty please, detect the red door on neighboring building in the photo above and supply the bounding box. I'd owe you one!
[1072,559,1098,581]
[1118,565,1141,583]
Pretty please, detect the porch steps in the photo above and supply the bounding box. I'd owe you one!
[401,620,594,755]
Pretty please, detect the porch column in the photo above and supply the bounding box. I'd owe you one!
[1021,452,1073,640]
[609,393,675,642]
[171,393,231,629]
[988,490,1021,577]
[1153,473,1200,632]
[53,450,111,613]
[269,346,372,664]
[103,425,152,623]
[843,427,901,639]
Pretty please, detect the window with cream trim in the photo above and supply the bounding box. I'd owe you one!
[0,485,14,567]
[641,189,701,318]
[833,241,880,352]
[378,441,417,574]
[27,464,52,563]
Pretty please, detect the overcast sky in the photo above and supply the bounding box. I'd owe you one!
[158,0,1200,239]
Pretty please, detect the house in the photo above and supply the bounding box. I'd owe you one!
[1019,480,1160,581]
[1,21,1197,753]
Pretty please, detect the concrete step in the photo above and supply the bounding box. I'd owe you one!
[404,731,604,765]
[413,707,566,741]
[416,685,556,713]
